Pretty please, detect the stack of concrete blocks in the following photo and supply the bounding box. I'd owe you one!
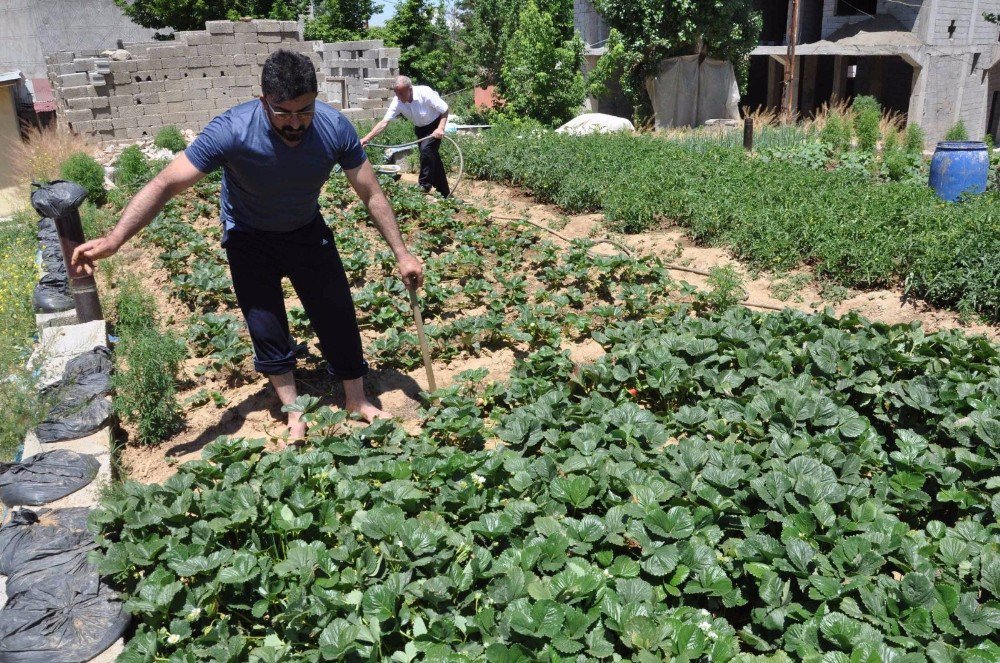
[45,19,397,141]
[319,40,401,121]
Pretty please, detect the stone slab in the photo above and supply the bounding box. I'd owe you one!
[29,320,107,388]
[36,310,78,330]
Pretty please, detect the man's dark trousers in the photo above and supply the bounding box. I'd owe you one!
[224,216,369,380]
[414,116,449,197]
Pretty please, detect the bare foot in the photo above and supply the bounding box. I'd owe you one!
[347,400,391,423]
[277,419,308,450]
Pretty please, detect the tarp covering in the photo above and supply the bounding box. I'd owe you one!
[0,450,99,507]
[645,55,740,129]
[556,113,635,135]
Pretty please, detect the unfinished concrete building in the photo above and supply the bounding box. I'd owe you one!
[745,0,1000,145]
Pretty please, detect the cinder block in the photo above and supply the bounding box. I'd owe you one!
[163,111,187,125]
[73,58,95,72]
[185,110,210,123]
[259,34,282,43]
[210,55,231,67]
[137,92,160,104]
[91,96,110,109]
[60,72,89,86]
[109,95,133,107]
[190,77,213,90]
[206,20,235,34]
[234,21,255,33]
[244,43,269,55]
[50,51,75,65]
[184,32,211,46]
[167,101,187,113]
[92,119,113,131]
[188,55,210,68]
[60,85,95,99]
[253,19,281,33]
[148,45,185,58]
[210,34,237,46]
[66,97,91,110]
[64,108,94,123]
[161,89,183,103]
[233,54,250,66]
[186,89,208,101]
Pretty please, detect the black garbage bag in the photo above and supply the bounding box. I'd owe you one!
[0,573,129,663]
[32,281,73,314]
[30,181,88,220]
[0,508,92,573]
[0,450,99,507]
[37,217,56,237]
[35,348,113,444]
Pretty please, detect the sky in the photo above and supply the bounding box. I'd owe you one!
[369,0,398,26]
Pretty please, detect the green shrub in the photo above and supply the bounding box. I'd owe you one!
[945,120,969,141]
[111,276,184,445]
[111,275,158,336]
[80,202,116,239]
[852,95,882,152]
[819,112,852,152]
[153,125,187,152]
[905,123,926,154]
[60,152,107,206]
[114,145,153,194]
[461,124,1000,321]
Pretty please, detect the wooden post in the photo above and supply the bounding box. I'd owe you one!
[783,0,800,123]
[744,117,754,151]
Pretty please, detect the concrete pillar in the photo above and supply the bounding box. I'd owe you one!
[800,55,818,113]
[767,56,784,109]
[831,55,847,104]
[903,52,927,136]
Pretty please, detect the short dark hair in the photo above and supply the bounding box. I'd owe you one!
[261,50,317,102]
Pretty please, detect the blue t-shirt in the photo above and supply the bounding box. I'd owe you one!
[185,99,367,240]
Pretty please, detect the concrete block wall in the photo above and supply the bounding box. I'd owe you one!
[45,20,399,141]
[821,0,925,40]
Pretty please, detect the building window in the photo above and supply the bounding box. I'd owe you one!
[835,0,877,16]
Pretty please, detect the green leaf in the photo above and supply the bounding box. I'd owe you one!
[955,593,1000,637]
[644,506,694,540]
[318,618,358,659]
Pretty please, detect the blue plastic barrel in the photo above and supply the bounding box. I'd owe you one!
[928,141,990,202]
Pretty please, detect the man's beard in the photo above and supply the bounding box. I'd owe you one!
[277,125,306,142]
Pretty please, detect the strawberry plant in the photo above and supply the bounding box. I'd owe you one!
[93,307,1000,660]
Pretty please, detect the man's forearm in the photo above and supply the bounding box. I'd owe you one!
[107,179,176,248]
[365,189,410,258]
[436,111,448,132]
[363,121,389,141]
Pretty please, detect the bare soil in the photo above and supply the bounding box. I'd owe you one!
[115,175,999,485]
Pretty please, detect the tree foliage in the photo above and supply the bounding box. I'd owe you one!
[304,0,383,42]
[457,0,573,87]
[114,0,378,37]
[382,0,474,92]
[498,0,584,126]
[591,0,762,119]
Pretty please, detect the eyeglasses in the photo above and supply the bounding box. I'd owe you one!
[265,99,316,119]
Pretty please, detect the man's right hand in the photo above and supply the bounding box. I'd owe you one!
[71,236,121,276]
[360,136,371,147]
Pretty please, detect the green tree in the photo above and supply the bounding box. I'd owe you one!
[457,0,573,87]
[305,0,383,41]
[591,0,762,119]
[383,0,473,91]
[499,0,584,126]
[114,0,283,30]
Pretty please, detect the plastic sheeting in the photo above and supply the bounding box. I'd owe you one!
[645,55,741,130]
[33,217,73,314]
[556,113,635,135]
[0,450,99,507]
[35,348,113,444]
[0,573,129,663]
[0,508,92,576]
[29,181,88,220]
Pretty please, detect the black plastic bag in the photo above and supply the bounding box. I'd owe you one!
[35,348,113,444]
[0,573,129,663]
[0,450,99,507]
[32,281,73,314]
[37,217,56,237]
[0,508,92,577]
[30,181,88,220]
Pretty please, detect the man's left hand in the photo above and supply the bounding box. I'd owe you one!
[431,128,445,140]
[398,252,424,289]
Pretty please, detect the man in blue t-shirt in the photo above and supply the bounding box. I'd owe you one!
[72,50,424,444]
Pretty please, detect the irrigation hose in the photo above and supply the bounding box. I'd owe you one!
[489,214,786,313]
[367,134,465,197]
